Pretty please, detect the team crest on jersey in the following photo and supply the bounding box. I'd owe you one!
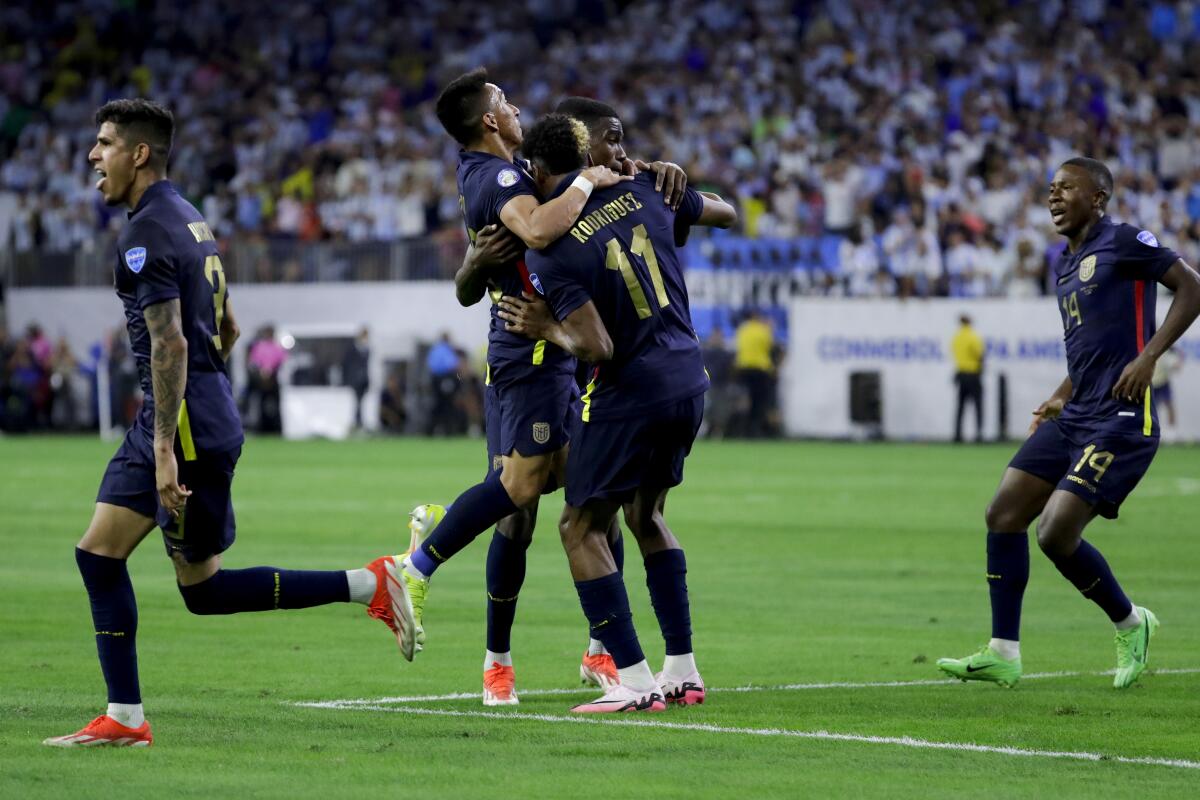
[124,247,147,273]
[497,168,520,188]
[1079,255,1096,282]
[531,422,551,444]
[529,272,544,295]
[1137,230,1159,248]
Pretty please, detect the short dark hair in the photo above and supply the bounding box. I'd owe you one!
[1061,157,1113,207]
[554,96,621,130]
[522,114,588,175]
[94,99,174,170]
[436,68,491,146]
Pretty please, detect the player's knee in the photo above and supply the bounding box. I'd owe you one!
[984,498,1029,533]
[178,572,220,615]
[500,470,543,509]
[1034,517,1077,560]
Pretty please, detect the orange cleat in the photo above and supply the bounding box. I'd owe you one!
[483,662,519,706]
[43,715,153,747]
[580,651,620,690]
[364,556,417,661]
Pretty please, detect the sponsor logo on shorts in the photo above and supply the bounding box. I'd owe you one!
[532,422,551,444]
[1079,255,1096,282]
[492,455,503,473]
[1067,474,1097,493]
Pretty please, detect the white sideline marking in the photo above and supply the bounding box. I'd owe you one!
[299,703,1200,771]
[297,667,1200,708]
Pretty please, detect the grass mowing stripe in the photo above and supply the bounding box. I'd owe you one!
[297,667,1200,706]
[304,704,1200,771]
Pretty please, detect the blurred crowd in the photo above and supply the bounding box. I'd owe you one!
[2,0,1199,297]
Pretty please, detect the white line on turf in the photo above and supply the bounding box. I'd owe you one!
[297,703,1200,771]
[296,666,1200,708]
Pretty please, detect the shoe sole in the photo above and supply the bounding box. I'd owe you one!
[43,737,151,747]
[571,702,668,714]
[384,560,417,662]
[483,693,520,707]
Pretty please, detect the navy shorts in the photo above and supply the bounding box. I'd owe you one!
[96,426,239,562]
[1008,418,1158,519]
[484,375,579,475]
[565,393,704,508]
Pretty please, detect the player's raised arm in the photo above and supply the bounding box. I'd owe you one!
[1112,258,1200,402]
[498,292,612,363]
[455,224,523,307]
[498,165,628,250]
[218,295,240,360]
[143,298,192,516]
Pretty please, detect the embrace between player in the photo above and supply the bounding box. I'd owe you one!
[399,69,734,710]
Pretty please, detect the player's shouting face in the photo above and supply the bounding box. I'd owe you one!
[88,121,143,207]
[1047,165,1105,238]
[483,84,523,149]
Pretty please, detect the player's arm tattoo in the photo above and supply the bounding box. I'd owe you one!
[144,299,188,450]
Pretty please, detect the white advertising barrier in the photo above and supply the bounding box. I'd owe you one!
[783,297,1200,441]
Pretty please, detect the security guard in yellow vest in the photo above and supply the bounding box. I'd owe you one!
[951,314,985,442]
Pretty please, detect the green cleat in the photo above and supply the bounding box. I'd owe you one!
[1113,606,1159,689]
[403,504,444,652]
[936,646,1022,688]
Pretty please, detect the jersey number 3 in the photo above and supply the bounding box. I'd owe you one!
[606,224,669,319]
[204,255,228,351]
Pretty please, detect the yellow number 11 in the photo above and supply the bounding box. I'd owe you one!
[605,224,669,319]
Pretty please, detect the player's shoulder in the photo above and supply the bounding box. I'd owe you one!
[461,151,529,191]
[1108,220,1164,251]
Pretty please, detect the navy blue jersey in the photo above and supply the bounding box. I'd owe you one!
[525,172,708,421]
[1054,217,1179,437]
[114,181,243,454]
[456,150,574,387]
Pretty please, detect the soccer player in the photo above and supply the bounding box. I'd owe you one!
[45,99,418,748]
[411,71,687,706]
[499,114,737,713]
[937,158,1200,689]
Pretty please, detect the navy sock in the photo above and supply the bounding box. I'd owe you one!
[486,531,529,653]
[1050,540,1134,623]
[415,477,519,577]
[574,572,645,669]
[76,548,141,704]
[986,532,1029,641]
[644,548,692,655]
[178,567,349,615]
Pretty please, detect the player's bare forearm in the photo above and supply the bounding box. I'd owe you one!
[497,294,612,363]
[698,194,738,229]
[499,168,628,250]
[218,297,239,360]
[145,299,188,453]
[1145,259,1200,359]
[454,248,490,307]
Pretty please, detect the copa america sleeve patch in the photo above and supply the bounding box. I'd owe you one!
[124,246,147,273]
[1137,230,1160,248]
[497,168,520,188]
[529,272,545,295]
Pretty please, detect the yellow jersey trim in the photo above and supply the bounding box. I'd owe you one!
[580,378,596,423]
[532,340,546,366]
[178,399,197,462]
[484,362,491,386]
[1143,387,1153,437]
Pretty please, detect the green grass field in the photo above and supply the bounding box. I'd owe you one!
[2,436,1198,798]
